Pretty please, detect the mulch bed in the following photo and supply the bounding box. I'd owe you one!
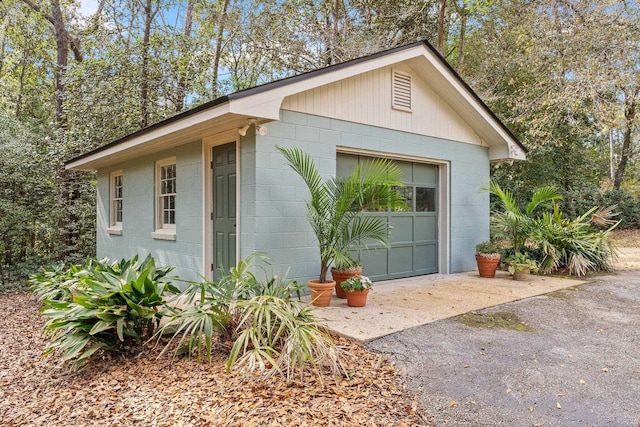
[0,292,432,426]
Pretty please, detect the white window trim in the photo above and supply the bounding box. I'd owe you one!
[153,157,177,241]
[107,170,123,235]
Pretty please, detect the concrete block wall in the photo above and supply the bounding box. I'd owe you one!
[243,110,490,282]
[96,141,204,284]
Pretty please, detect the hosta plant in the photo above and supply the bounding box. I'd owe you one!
[32,255,178,370]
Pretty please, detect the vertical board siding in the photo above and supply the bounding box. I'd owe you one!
[281,63,482,146]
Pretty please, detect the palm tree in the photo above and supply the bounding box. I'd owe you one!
[488,180,563,254]
[278,146,407,283]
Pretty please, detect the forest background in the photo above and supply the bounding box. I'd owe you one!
[2,0,639,284]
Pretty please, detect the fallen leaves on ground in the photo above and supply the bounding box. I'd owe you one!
[0,292,432,426]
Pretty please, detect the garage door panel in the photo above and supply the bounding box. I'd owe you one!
[414,216,437,241]
[359,247,388,279]
[389,246,413,275]
[389,216,413,243]
[415,244,438,273]
[413,163,438,185]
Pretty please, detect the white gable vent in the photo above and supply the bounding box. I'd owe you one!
[392,69,412,112]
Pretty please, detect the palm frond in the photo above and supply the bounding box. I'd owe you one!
[525,186,563,216]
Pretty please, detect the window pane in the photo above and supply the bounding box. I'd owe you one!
[416,187,436,212]
[116,200,123,222]
[393,186,413,211]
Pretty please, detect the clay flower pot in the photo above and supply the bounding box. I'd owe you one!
[331,267,363,299]
[307,279,336,307]
[345,288,370,307]
[512,266,531,281]
[475,254,501,278]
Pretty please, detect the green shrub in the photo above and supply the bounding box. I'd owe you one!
[562,187,640,229]
[31,255,178,370]
[30,262,79,302]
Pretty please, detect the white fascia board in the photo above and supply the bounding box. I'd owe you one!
[65,102,232,170]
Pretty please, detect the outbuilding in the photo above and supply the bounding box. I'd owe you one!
[66,41,526,283]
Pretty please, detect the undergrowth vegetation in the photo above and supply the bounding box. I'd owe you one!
[489,181,618,277]
[31,254,346,382]
[30,255,178,370]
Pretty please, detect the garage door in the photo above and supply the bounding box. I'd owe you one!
[337,153,438,281]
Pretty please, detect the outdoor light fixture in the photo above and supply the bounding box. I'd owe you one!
[238,119,268,136]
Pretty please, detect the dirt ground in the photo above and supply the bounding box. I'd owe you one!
[2,230,637,426]
[368,244,640,426]
[0,292,431,426]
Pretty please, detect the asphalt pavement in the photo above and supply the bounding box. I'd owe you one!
[367,271,640,426]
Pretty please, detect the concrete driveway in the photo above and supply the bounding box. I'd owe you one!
[315,271,586,342]
[366,271,640,426]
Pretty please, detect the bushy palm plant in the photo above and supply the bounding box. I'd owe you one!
[277,146,407,283]
[157,255,346,381]
[489,181,563,253]
[489,180,619,276]
[155,253,300,361]
[530,205,618,276]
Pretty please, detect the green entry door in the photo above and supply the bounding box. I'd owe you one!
[212,142,237,280]
[337,153,438,281]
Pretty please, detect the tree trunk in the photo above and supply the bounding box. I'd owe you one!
[211,0,230,99]
[613,87,639,189]
[175,0,194,112]
[51,0,69,125]
[22,0,84,125]
[16,54,26,118]
[139,0,157,128]
[437,0,447,55]
[456,5,467,69]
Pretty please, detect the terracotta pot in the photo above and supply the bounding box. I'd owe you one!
[331,267,363,299]
[475,255,501,278]
[307,279,336,307]
[512,266,531,281]
[345,288,370,307]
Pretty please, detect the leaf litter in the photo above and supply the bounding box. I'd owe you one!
[0,292,433,426]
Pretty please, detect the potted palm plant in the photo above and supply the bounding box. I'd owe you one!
[278,146,406,306]
[475,240,501,278]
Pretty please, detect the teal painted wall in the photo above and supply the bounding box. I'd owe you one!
[95,110,490,285]
[243,110,489,282]
[96,141,203,284]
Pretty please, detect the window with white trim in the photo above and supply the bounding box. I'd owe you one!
[153,158,177,239]
[392,69,412,112]
[108,170,123,235]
